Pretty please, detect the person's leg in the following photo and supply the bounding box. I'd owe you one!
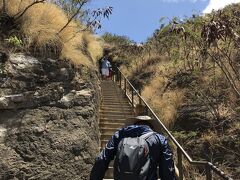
[101,69,105,80]
[105,69,110,80]
[102,69,108,80]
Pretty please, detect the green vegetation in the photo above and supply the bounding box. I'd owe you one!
[102,32,134,46]
[6,36,23,47]
[106,4,240,179]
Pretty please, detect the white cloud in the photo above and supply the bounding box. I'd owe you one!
[203,0,240,13]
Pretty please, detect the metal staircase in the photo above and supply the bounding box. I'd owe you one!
[98,69,233,180]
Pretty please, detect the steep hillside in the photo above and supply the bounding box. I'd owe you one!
[105,4,240,179]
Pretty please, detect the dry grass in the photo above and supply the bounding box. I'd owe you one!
[82,33,103,62]
[200,131,218,145]
[1,0,103,66]
[142,75,185,128]
[120,55,186,128]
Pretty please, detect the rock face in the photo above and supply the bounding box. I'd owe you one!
[0,53,100,179]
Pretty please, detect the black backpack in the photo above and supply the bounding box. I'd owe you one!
[113,132,154,180]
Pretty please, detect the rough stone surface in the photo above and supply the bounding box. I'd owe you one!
[0,53,100,180]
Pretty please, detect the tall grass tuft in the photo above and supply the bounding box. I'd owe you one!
[0,0,103,66]
[142,62,185,128]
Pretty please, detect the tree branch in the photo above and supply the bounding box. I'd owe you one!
[2,0,7,14]
[208,51,240,97]
[58,0,87,34]
[13,0,45,21]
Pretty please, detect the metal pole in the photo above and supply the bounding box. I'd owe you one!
[124,78,127,95]
[177,147,184,180]
[206,165,212,180]
[138,96,142,105]
[131,88,134,107]
[119,73,122,89]
[145,106,148,116]
[112,72,115,81]
[138,90,142,105]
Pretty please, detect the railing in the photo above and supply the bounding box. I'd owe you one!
[113,67,233,180]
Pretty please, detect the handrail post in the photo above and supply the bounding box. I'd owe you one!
[206,164,212,180]
[131,88,134,107]
[112,72,115,81]
[124,78,127,95]
[138,90,142,105]
[119,72,122,89]
[177,147,184,180]
[145,106,149,116]
[138,96,142,105]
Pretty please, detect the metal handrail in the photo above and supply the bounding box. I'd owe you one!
[113,67,233,180]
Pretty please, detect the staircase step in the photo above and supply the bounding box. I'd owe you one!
[101,107,133,111]
[99,122,125,128]
[101,102,131,106]
[101,100,129,104]
[101,94,123,96]
[101,140,113,149]
[101,90,118,93]
[99,119,127,124]
[100,113,132,118]
[102,96,126,99]
[100,134,114,140]
[100,116,130,119]
[100,109,132,114]
[99,118,129,123]
[100,128,120,135]
[101,105,132,109]
[104,167,114,179]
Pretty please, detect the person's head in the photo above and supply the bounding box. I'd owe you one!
[103,48,110,56]
[125,116,154,130]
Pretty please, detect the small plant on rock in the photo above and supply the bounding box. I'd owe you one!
[5,35,23,48]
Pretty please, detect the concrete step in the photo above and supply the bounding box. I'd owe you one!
[100,134,113,140]
[101,100,129,104]
[99,119,127,124]
[100,117,128,121]
[101,91,123,94]
[101,105,132,109]
[101,95,122,98]
[101,102,131,106]
[101,95,126,98]
[100,127,121,134]
[101,106,133,110]
[105,167,114,179]
[100,140,109,148]
[101,94,124,97]
[100,112,132,119]
[100,109,133,114]
[99,122,125,129]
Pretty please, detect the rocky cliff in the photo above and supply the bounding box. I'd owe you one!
[0,53,100,179]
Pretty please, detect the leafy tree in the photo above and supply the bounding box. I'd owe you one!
[51,0,113,32]
[102,32,134,46]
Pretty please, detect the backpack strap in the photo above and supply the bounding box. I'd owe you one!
[140,131,155,140]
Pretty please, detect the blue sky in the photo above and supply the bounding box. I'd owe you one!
[87,0,240,43]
